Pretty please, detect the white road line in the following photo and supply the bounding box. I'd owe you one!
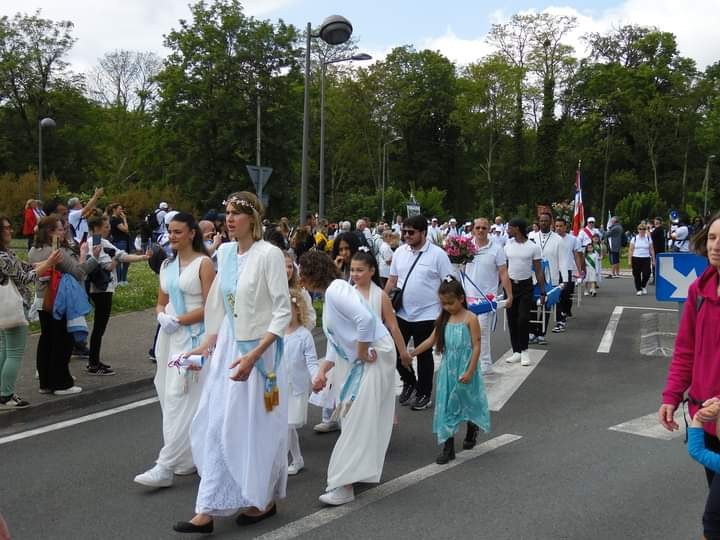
[609,412,685,441]
[484,349,546,411]
[619,306,677,312]
[255,433,522,540]
[0,397,159,446]
[597,306,624,353]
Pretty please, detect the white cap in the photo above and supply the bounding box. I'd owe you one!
[159,202,169,210]
[164,210,179,225]
[450,218,457,223]
[587,216,596,223]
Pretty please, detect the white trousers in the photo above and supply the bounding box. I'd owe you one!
[477,312,492,371]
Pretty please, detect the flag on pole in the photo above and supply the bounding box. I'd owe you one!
[571,163,584,236]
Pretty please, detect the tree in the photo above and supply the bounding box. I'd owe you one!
[88,50,161,113]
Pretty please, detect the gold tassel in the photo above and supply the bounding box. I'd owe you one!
[272,386,279,406]
[264,391,273,412]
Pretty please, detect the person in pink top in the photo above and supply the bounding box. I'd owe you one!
[659,211,720,539]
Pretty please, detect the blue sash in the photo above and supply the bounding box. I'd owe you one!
[165,256,205,348]
[219,244,283,411]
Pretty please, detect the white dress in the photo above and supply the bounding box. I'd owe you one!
[283,326,318,427]
[190,252,289,515]
[323,280,396,490]
[153,256,208,472]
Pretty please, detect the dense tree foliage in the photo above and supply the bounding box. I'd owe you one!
[0,1,718,226]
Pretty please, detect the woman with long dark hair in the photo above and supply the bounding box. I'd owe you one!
[135,212,215,488]
[300,250,396,506]
[330,232,361,282]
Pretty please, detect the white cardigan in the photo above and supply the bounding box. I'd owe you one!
[204,240,291,340]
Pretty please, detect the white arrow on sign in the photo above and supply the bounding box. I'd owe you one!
[659,256,698,299]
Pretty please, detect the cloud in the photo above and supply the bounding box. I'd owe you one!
[421,0,720,70]
[3,0,300,74]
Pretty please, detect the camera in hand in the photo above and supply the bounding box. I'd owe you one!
[103,247,116,258]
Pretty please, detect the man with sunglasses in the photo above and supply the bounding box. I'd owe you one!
[385,215,455,410]
[465,218,513,373]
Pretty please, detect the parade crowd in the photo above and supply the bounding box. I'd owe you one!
[1,189,719,536]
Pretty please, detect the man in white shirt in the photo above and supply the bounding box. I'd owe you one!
[552,217,584,333]
[528,212,563,345]
[490,224,507,247]
[385,215,455,411]
[428,218,443,245]
[445,218,460,238]
[392,215,403,235]
[670,216,690,252]
[67,187,104,243]
[465,218,513,374]
[378,229,394,286]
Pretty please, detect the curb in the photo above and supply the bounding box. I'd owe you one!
[1,330,328,430]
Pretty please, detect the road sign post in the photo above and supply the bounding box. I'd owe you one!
[246,165,273,208]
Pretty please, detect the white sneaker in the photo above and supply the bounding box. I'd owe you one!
[53,386,82,395]
[520,351,531,366]
[642,288,648,295]
[583,291,589,296]
[134,464,174,488]
[288,460,304,476]
[319,485,355,506]
[505,352,521,363]
[636,290,642,296]
[313,421,340,433]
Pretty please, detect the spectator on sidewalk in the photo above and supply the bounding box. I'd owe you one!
[22,199,39,250]
[605,216,624,278]
[86,214,151,376]
[152,202,169,243]
[29,215,102,395]
[108,203,131,286]
[384,214,454,411]
[659,211,720,540]
[0,215,62,408]
[67,187,104,244]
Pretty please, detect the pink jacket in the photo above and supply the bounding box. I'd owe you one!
[662,265,720,435]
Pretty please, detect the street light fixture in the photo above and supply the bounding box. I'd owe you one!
[318,52,372,222]
[704,154,716,217]
[38,117,56,200]
[300,15,353,224]
[381,136,403,222]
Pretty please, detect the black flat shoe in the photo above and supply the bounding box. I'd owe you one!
[173,520,214,533]
[236,504,277,526]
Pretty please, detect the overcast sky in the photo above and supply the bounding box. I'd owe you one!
[3,0,720,74]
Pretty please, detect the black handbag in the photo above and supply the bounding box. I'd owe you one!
[389,251,423,311]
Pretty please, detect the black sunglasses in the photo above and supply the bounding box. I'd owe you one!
[402,229,418,236]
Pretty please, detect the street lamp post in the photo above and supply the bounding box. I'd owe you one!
[704,154,716,217]
[38,117,56,200]
[381,136,403,222]
[300,15,353,225]
[319,52,371,222]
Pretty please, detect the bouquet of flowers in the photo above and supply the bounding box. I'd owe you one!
[443,235,477,265]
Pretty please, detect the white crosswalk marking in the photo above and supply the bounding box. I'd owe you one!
[609,412,685,440]
[484,349,547,411]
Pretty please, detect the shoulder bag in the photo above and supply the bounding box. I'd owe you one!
[0,278,28,329]
[389,250,423,311]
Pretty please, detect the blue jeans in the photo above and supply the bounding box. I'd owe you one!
[114,239,130,282]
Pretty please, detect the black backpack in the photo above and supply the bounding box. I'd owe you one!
[144,209,161,230]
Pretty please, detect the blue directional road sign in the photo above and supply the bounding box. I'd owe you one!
[655,252,708,302]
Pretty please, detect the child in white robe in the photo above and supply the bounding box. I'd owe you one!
[284,289,318,475]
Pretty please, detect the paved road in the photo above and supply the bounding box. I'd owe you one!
[0,276,707,539]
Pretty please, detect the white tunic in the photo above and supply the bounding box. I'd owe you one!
[324,280,396,490]
[153,255,208,472]
[283,326,318,427]
[190,249,291,515]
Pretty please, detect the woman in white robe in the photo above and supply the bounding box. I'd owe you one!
[299,250,396,506]
[134,213,215,488]
[173,192,291,534]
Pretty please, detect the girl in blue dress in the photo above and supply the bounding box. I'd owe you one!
[411,276,490,464]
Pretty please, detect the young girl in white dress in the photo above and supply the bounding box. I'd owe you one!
[173,192,290,534]
[584,241,600,296]
[284,288,319,476]
[134,213,215,488]
[299,250,396,506]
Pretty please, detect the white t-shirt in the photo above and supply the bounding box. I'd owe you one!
[504,238,542,281]
[631,234,653,258]
[389,239,455,322]
[671,225,690,252]
[67,209,88,243]
[532,230,563,286]
[464,239,507,297]
[559,233,582,274]
[378,241,393,279]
